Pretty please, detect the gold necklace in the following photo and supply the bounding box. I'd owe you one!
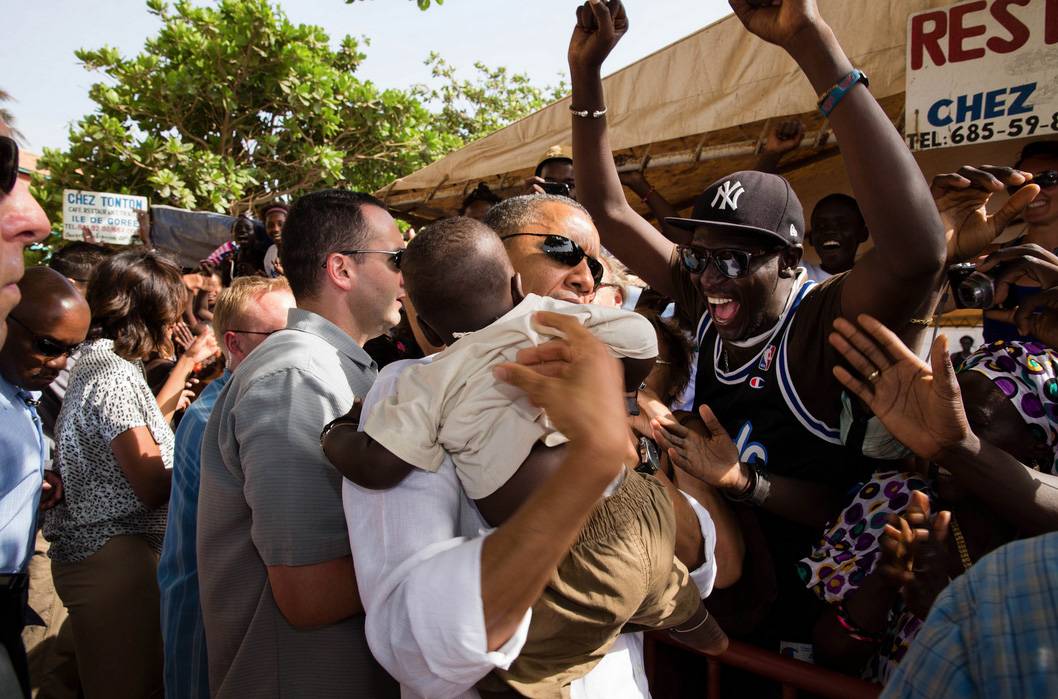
[949,516,973,572]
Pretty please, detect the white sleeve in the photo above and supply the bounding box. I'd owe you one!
[680,490,718,599]
[344,360,532,698]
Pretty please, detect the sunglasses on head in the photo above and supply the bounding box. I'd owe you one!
[1,135,18,196]
[8,315,82,358]
[501,233,604,286]
[679,246,782,279]
[325,249,403,270]
[1008,170,1058,196]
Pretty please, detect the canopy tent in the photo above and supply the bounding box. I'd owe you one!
[376,0,1038,232]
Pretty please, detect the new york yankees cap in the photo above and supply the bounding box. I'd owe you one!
[665,171,804,248]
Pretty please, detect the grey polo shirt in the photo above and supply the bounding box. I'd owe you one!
[197,308,397,698]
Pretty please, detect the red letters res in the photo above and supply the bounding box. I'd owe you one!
[910,0,1055,71]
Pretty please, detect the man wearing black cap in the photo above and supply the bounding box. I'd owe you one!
[567,0,946,644]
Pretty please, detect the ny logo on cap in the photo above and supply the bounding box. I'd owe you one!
[712,180,745,211]
[790,224,799,240]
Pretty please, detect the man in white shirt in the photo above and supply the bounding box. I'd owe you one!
[342,195,726,698]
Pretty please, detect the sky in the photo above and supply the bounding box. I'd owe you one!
[4,0,733,155]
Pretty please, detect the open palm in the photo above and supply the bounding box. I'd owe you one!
[829,315,972,461]
[931,166,1040,262]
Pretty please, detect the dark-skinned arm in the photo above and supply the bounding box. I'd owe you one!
[939,435,1058,536]
[747,5,947,325]
[568,1,680,298]
[322,422,414,490]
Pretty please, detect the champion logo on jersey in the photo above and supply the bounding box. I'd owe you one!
[758,345,776,372]
[749,376,766,389]
[711,180,745,210]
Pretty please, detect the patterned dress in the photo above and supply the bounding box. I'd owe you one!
[797,471,931,683]
[44,338,172,562]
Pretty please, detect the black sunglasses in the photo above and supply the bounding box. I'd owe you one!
[501,233,604,286]
[8,315,82,358]
[1,135,18,196]
[679,246,782,279]
[1008,170,1058,196]
[325,249,403,270]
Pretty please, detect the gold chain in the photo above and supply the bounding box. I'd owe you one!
[949,516,973,572]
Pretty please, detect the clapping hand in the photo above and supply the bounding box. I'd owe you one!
[878,491,954,619]
[568,0,628,73]
[931,165,1040,262]
[828,314,974,462]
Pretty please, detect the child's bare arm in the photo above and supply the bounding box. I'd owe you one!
[322,415,414,490]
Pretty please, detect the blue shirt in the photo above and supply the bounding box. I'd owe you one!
[0,374,44,574]
[158,371,230,699]
[882,532,1058,698]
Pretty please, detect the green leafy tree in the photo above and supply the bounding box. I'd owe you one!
[34,0,564,244]
[36,0,456,222]
[415,53,567,144]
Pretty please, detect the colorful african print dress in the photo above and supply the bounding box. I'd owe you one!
[797,471,931,683]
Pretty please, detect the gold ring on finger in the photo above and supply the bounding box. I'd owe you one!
[867,369,881,383]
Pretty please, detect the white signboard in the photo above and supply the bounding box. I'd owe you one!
[905,0,1058,151]
[62,189,148,246]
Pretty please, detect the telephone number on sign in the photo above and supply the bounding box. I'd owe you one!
[906,112,1058,150]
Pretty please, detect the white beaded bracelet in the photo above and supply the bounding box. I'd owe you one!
[569,105,607,119]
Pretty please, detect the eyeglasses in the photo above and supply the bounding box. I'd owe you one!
[228,328,279,336]
[678,246,782,279]
[324,249,403,270]
[7,315,82,358]
[1,135,18,196]
[1008,170,1058,195]
[501,233,604,286]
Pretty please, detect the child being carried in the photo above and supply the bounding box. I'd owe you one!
[324,217,725,698]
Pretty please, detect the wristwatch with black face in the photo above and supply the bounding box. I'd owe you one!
[635,436,660,475]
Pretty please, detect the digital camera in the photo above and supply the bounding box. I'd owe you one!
[947,261,1005,309]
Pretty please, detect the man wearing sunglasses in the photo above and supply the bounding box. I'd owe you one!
[198,190,403,697]
[0,268,88,698]
[929,140,1058,344]
[569,0,948,645]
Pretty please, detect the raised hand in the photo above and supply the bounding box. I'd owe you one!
[651,404,744,490]
[728,0,823,50]
[172,321,195,353]
[761,118,805,156]
[931,165,1040,262]
[184,327,220,365]
[829,314,973,461]
[568,0,628,73]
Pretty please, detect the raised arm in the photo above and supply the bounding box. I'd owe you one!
[568,0,679,297]
[730,0,947,328]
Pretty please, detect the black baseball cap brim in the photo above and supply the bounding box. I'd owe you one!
[663,217,794,248]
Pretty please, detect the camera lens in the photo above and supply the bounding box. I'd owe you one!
[956,272,997,309]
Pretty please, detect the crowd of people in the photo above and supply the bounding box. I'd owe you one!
[3,0,1058,697]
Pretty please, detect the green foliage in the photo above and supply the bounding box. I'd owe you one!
[415,54,567,144]
[35,0,564,242]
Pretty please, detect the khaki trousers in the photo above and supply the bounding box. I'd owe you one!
[22,530,80,699]
[51,535,163,699]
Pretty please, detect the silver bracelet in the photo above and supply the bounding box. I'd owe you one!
[672,609,710,633]
[569,105,607,118]
[724,463,771,507]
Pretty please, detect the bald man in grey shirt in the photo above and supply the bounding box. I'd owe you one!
[197,191,406,698]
